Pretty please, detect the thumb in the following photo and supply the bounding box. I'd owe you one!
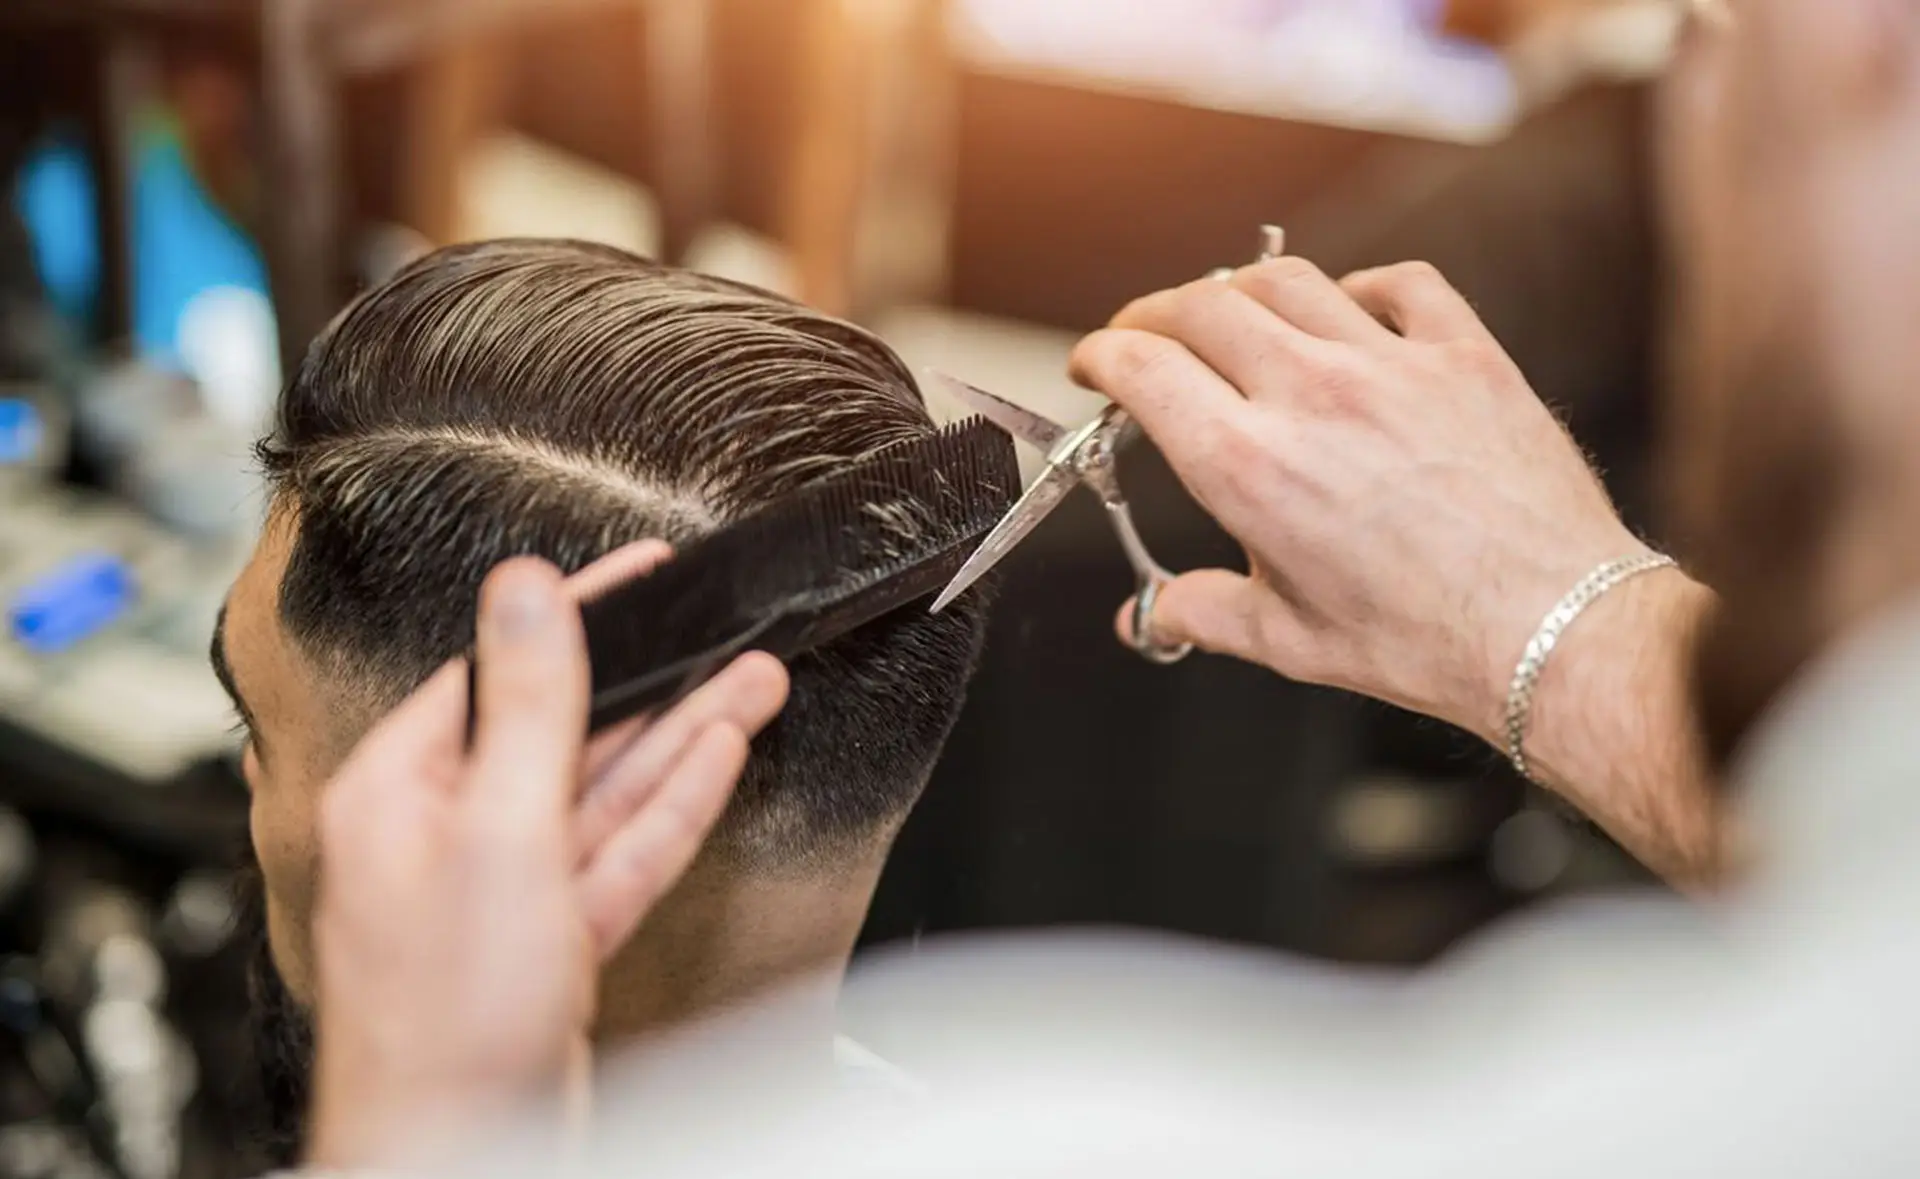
[1115,569,1279,663]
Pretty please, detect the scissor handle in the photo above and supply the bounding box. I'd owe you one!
[1129,569,1192,666]
[1070,410,1195,665]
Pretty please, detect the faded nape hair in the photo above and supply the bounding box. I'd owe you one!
[258,239,990,862]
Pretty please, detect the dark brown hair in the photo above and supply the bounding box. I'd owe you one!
[258,239,989,860]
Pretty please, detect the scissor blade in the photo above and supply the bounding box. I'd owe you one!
[930,463,1081,613]
[926,371,1069,456]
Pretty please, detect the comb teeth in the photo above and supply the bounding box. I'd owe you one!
[577,417,1021,730]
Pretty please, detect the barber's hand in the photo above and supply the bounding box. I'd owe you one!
[306,552,789,1170]
[1072,258,1654,743]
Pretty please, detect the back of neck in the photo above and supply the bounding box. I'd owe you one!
[592,854,884,1050]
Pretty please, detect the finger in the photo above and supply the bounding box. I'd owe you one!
[573,652,790,861]
[469,558,591,822]
[1069,328,1266,512]
[566,540,674,604]
[1107,280,1326,400]
[1114,569,1288,667]
[583,716,651,787]
[567,545,679,783]
[578,724,751,957]
[1071,326,1242,416]
[1231,256,1396,345]
[1340,262,1488,343]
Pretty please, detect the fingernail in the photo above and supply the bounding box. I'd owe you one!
[489,569,555,639]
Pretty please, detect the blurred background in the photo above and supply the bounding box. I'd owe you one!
[0,1,1689,1175]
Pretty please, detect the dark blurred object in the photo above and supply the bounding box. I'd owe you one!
[0,0,723,368]
[0,820,257,1179]
[0,186,64,387]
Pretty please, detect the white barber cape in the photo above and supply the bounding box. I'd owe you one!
[558,597,1920,1178]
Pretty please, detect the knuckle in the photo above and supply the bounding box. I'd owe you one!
[1384,259,1444,289]
[1338,266,1400,314]
[1098,329,1187,388]
[1173,277,1245,325]
[1339,264,1385,291]
[1245,255,1327,296]
[1272,255,1329,284]
[1108,291,1163,330]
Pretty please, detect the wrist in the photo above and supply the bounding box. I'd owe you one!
[1464,534,1665,747]
[306,1053,556,1172]
[1501,552,1684,781]
[1521,568,1707,759]
[1515,566,1724,876]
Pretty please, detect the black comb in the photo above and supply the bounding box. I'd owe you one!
[466,417,1021,738]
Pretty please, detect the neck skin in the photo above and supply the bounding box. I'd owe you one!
[592,850,888,1062]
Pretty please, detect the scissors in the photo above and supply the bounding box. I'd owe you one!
[929,225,1289,664]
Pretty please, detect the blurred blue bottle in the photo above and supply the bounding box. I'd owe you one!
[13,111,280,426]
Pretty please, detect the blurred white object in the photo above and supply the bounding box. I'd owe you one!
[684,224,800,299]
[70,362,200,471]
[158,873,239,959]
[174,285,281,434]
[69,359,265,542]
[1506,0,1688,105]
[954,0,1519,143]
[460,132,660,256]
[551,594,1920,1178]
[119,416,264,540]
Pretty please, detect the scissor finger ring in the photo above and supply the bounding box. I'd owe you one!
[1131,577,1194,666]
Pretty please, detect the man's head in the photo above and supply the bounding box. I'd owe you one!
[215,240,989,1013]
[1659,0,1920,766]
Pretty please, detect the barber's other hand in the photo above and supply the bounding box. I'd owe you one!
[306,555,789,1171]
[1072,259,1652,743]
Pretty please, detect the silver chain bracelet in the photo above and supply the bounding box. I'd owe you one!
[1504,552,1679,783]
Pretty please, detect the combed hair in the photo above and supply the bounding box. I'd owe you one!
[259,239,989,863]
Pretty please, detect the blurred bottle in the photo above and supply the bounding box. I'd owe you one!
[39,881,196,1179]
[14,87,282,443]
[70,360,262,542]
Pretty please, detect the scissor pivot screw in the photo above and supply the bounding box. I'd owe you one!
[1075,431,1120,477]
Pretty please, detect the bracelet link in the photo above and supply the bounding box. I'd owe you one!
[1504,553,1679,783]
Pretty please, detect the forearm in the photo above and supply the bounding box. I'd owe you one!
[1516,572,1728,888]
